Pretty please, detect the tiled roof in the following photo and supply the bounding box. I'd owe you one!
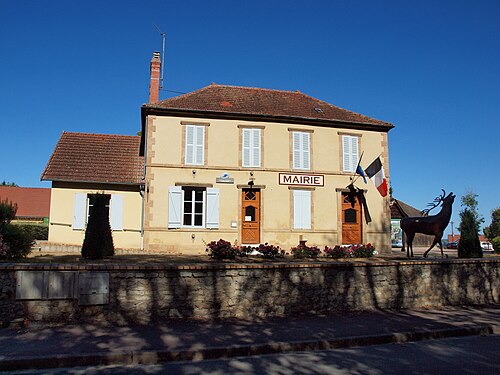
[145,84,393,128]
[390,198,422,219]
[0,186,51,219]
[41,132,143,185]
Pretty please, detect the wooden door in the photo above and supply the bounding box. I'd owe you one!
[241,189,260,244]
[342,193,362,244]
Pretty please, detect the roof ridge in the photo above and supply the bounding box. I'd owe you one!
[61,131,140,138]
[0,186,50,191]
[208,83,302,95]
[156,84,302,105]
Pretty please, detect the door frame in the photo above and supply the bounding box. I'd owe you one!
[340,191,363,244]
[240,188,261,245]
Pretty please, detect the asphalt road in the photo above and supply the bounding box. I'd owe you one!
[7,334,499,375]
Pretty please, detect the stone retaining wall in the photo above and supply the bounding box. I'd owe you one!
[1,259,499,325]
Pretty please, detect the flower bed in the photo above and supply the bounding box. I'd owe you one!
[324,244,376,259]
[206,239,377,260]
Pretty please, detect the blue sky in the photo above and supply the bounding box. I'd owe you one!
[1,0,498,235]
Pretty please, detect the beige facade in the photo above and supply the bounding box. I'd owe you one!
[48,182,142,250]
[143,114,392,254]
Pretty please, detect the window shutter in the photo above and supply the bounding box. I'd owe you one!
[185,125,194,164]
[293,132,310,170]
[242,128,261,167]
[168,186,182,228]
[292,132,301,169]
[73,193,87,230]
[206,188,220,229]
[302,132,310,170]
[342,135,351,172]
[293,190,311,229]
[252,128,261,167]
[350,136,359,173]
[242,128,251,167]
[110,194,124,231]
[195,126,205,165]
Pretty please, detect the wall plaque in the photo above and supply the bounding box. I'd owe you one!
[279,173,324,187]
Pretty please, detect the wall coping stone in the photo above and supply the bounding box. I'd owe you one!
[1,258,499,272]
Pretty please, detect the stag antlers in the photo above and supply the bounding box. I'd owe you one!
[421,189,446,216]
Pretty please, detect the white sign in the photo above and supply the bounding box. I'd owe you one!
[279,173,324,187]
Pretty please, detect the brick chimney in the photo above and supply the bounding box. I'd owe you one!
[149,51,161,103]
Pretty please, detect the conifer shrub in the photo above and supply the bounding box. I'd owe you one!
[81,194,115,259]
[458,208,483,258]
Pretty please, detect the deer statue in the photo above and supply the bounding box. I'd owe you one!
[401,190,455,258]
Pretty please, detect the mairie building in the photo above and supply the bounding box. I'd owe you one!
[42,53,394,254]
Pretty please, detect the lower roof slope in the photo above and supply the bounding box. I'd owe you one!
[41,132,143,185]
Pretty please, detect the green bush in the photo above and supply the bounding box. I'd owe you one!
[15,224,48,240]
[0,199,33,260]
[492,236,500,254]
[0,224,34,260]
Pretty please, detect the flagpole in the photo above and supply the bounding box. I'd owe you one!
[351,151,364,184]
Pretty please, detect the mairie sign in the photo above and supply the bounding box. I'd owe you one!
[278,173,324,187]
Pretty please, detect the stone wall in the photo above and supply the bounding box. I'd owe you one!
[1,259,498,325]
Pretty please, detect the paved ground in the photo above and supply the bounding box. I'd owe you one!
[0,305,498,372]
[12,335,498,374]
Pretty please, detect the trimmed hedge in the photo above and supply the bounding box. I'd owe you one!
[15,224,48,240]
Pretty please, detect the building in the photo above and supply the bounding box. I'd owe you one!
[41,132,143,249]
[42,52,395,254]
[390,198,434,248]
[0,186,51,224]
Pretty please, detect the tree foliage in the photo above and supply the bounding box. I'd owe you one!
[0,181,18,187]
[459,191,484,233]
[484,207,500,241]
[458,208,482,258]
[0,199,33,260]
[81,194,115,259]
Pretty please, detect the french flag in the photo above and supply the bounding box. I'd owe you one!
[365,157,388,197]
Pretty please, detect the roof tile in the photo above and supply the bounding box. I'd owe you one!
[145,84,393,128]
[0,186,51,219]
[41,132,143,185]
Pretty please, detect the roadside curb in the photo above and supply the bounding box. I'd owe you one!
[0,324,493,371]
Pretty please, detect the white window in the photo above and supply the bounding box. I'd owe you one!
[168,186,219,229]
[293,190,311,229]
[72,193,123,231]
[342,135,359,172]
[242,128,261,167]
[292,131,310,170]
[185,125,205,165]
